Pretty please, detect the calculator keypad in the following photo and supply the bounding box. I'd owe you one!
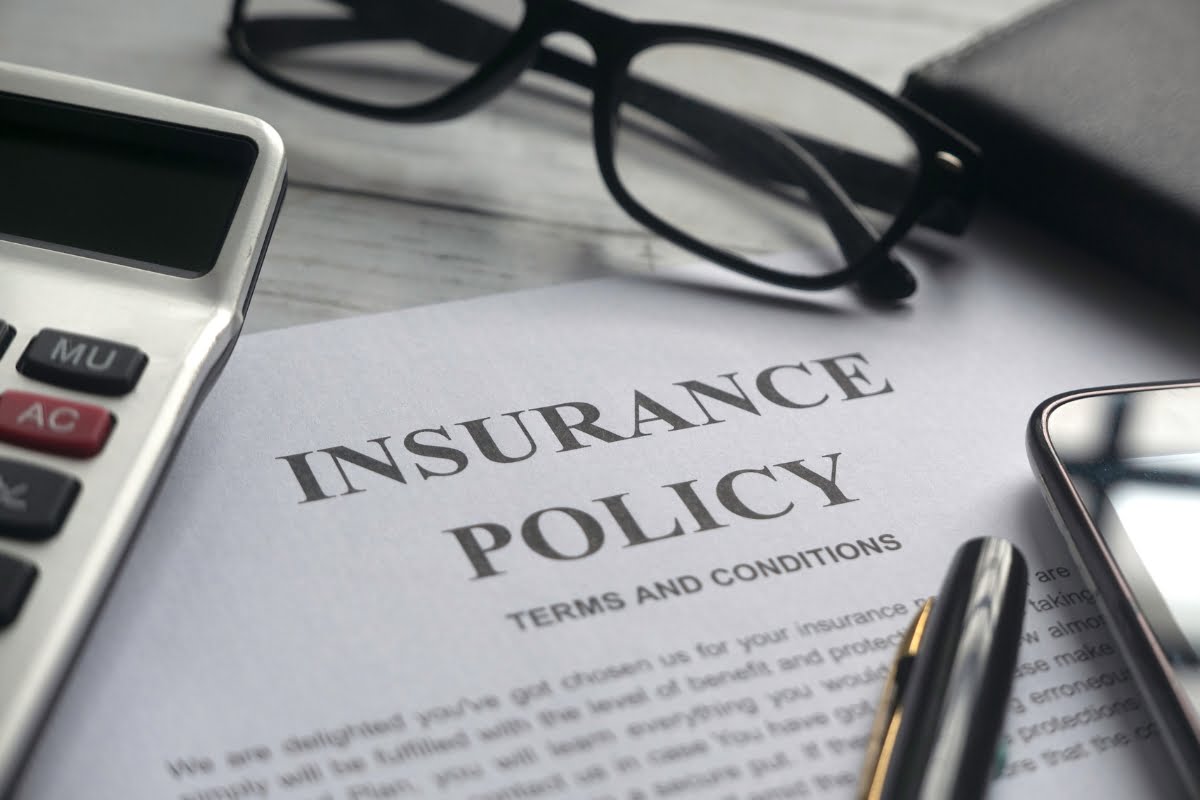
[1,326,143,631]
[18,329,146,396]
[0,553,37,629]
[0,458,80,542]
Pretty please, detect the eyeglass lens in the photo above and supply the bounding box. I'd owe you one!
[614,44,920,278]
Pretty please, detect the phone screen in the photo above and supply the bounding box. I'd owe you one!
[1043,386,1200,704]
[1102,454,1200,664]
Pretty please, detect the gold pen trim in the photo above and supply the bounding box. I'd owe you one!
[857,597,935,800]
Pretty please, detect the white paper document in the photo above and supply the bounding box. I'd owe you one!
[14,237,1200,798]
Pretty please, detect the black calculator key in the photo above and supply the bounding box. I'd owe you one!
[0,553,37,629]
[0,458,79,542]
[0,321,13,360]
[18,329,147,396]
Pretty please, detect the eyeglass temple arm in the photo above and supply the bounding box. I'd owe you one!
[240,4,965,237]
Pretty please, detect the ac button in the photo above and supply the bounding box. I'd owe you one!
[0,390,114,458]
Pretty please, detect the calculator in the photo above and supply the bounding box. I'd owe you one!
[0,62,286,791]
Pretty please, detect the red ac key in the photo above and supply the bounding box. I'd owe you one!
[0,390,113,458]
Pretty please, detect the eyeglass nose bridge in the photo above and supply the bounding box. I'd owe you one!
[438,0,635,119]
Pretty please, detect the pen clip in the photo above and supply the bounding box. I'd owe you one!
[857,597,935,800]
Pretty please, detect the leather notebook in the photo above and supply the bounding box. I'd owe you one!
[901,0,1200,303]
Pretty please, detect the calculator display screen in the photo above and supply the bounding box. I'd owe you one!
[0,91,257,276]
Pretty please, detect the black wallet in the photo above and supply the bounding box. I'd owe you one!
[901,0,1200,303]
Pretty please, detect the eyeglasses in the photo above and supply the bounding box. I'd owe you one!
[226,0,982,301]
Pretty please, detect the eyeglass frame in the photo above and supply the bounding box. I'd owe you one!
[226,0,982,300]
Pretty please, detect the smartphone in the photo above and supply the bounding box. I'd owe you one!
[1028,380,1200,794]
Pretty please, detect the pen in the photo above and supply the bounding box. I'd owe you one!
[858,537,1028,800]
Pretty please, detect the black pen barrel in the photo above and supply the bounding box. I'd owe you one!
[881,537,1028,800]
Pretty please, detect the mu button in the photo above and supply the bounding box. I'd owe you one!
[0,390,114,458]
[19,329,147,396]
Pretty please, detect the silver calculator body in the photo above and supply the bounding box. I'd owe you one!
[0,62,286,791]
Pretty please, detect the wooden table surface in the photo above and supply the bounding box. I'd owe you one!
[0,0,1043,332]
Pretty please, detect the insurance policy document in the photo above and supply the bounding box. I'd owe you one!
[14,232,1199,798]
